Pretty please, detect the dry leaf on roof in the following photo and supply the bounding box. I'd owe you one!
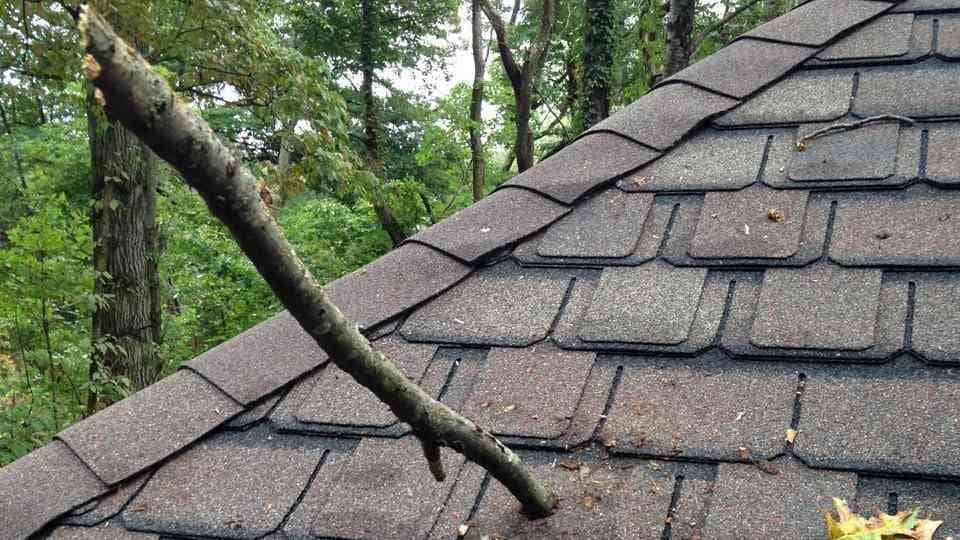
[825,497,942,540]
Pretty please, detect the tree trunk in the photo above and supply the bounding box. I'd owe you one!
[360,0,407,245]
[663,0,696,78]
[764,0,780,21]
[87,92,162,410]
[582,0,612,128]
[515,90,535,172]
[469,0,486,201]
[80,6,558,517]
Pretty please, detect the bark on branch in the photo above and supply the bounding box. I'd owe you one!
[78,5,557,518]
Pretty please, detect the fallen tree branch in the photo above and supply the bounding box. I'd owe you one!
[78,5,558,518]
[795,114,916,152]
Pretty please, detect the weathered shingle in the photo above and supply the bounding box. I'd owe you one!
[660,39,816,99]
[795,365,960,476]
[937,14,960,58]
[536,189,653,258]
[601,356,797,461]
[857,477,960,539]
[409,187,569,262]
[461,345,595,439]
[57,370,242,485]
[0,441,108,539]
[855,62,960,117]
[715,69,854,127]
[620,129,768,192]
[401,262,572,347]
[788,121,900,182]
[892,0,960,12]
[324,242,473,327]
[122,430,326,539]
[49,523,157,539]
[701,459,857,539]
[815,13,917,61]
[184,310,324,405]
[589,83,739,150]
[914,273,960,364]
[743,0,890,46]
[923,122,960,185]
[63,472,150,527]
[503,133,659,203]
[830,185,960,267]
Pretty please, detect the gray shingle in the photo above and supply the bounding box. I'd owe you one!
[578,262,708,345]
[689,185,808,259]
[401,262,572,347]
[913,273,960,364]
[558,360,618,447]
[743,0,890,46]
[0,441,108,539]
[701,459,857,540]
[751,264,883,350]
[309,437,464,539]
[602,356,797,461]
[764,124,921,189]
[63,472,150,527]
[184,310,324,405]
[461,344,595,439]
[294,337,436,427]
[324,242,473,328]
[537,189,654,258]
[503,133,659,204]
[555,269,728,355]
[468,458,676,539]
[58,370,242,485]
[671,478,713,540]
[788,122,899,182]
[714,69,854,127]
[410,187,569,263]
[937,14,960,58]
[857,477,960,540]
[892,0,960,12]
[660,39,816,99]
[49,523,157,539]
[589,83,739,150]
[924,123,960,185]
[854,62,960,118]
[722,270,909,361]
[795,366,960,476]
[224,391,284,430]
[829,185,960,267]
[122,430,326,539]
[816,14,916,61]
[620,129,767,192]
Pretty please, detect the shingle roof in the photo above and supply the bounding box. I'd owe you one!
[10,1,960,538]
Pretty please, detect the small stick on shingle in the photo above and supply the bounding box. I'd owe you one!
[78,5,557,518]
[795,114,916,152]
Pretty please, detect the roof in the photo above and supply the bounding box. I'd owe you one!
[8,0,960,538]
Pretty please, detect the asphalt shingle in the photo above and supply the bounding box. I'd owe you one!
[410,187,569,263]
[461,344,595,439]
[0,441,108,539]
[184,310,324,405]
[815,14,917,61]
[829,185,960,267]
[503,133,659,204]
[536,189,653,258]
[914,273,960,364]
[924,122,960,185]
[855,62,960,118]
[689,185,808,260]
[700,459,857,540]
[558,360,618,447]
[795,365,960,476]
[63,472,150,527]
[857,476,960,540]
[892,0,960,12]
[122,430,326,539]
[49,523,156,539]
[620,129,767,192]
[224,391,284,430]
[401,262,572,347]
[555,269,728,355]
[324,242,473,328]
[308,437,464,539]
[937,14,960,58]
[742,0,889,46]
[294,337,437,428]
[659,39,816,99]
[671,478,714,540]
[589,83,739,150]
[57,370,242,485]
[751,264,883,350]
[788,121,899,182]
[578,262,707,345]
[714,69,854,127]
[601,356,797,461]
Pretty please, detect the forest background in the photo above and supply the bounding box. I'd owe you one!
[0,0,795,464]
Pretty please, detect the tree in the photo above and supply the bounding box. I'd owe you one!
[581,0,613,128]
[480,0,556,172]
[663,0,696,78]
[470,0,487,201]
[80,4,558,518]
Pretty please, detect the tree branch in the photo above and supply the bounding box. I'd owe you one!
[78,5,557,518]
[521,0,555,85]
[690,0,765,55]
[478,0,522,89]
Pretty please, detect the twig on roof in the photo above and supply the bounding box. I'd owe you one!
[795,114,917,152]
